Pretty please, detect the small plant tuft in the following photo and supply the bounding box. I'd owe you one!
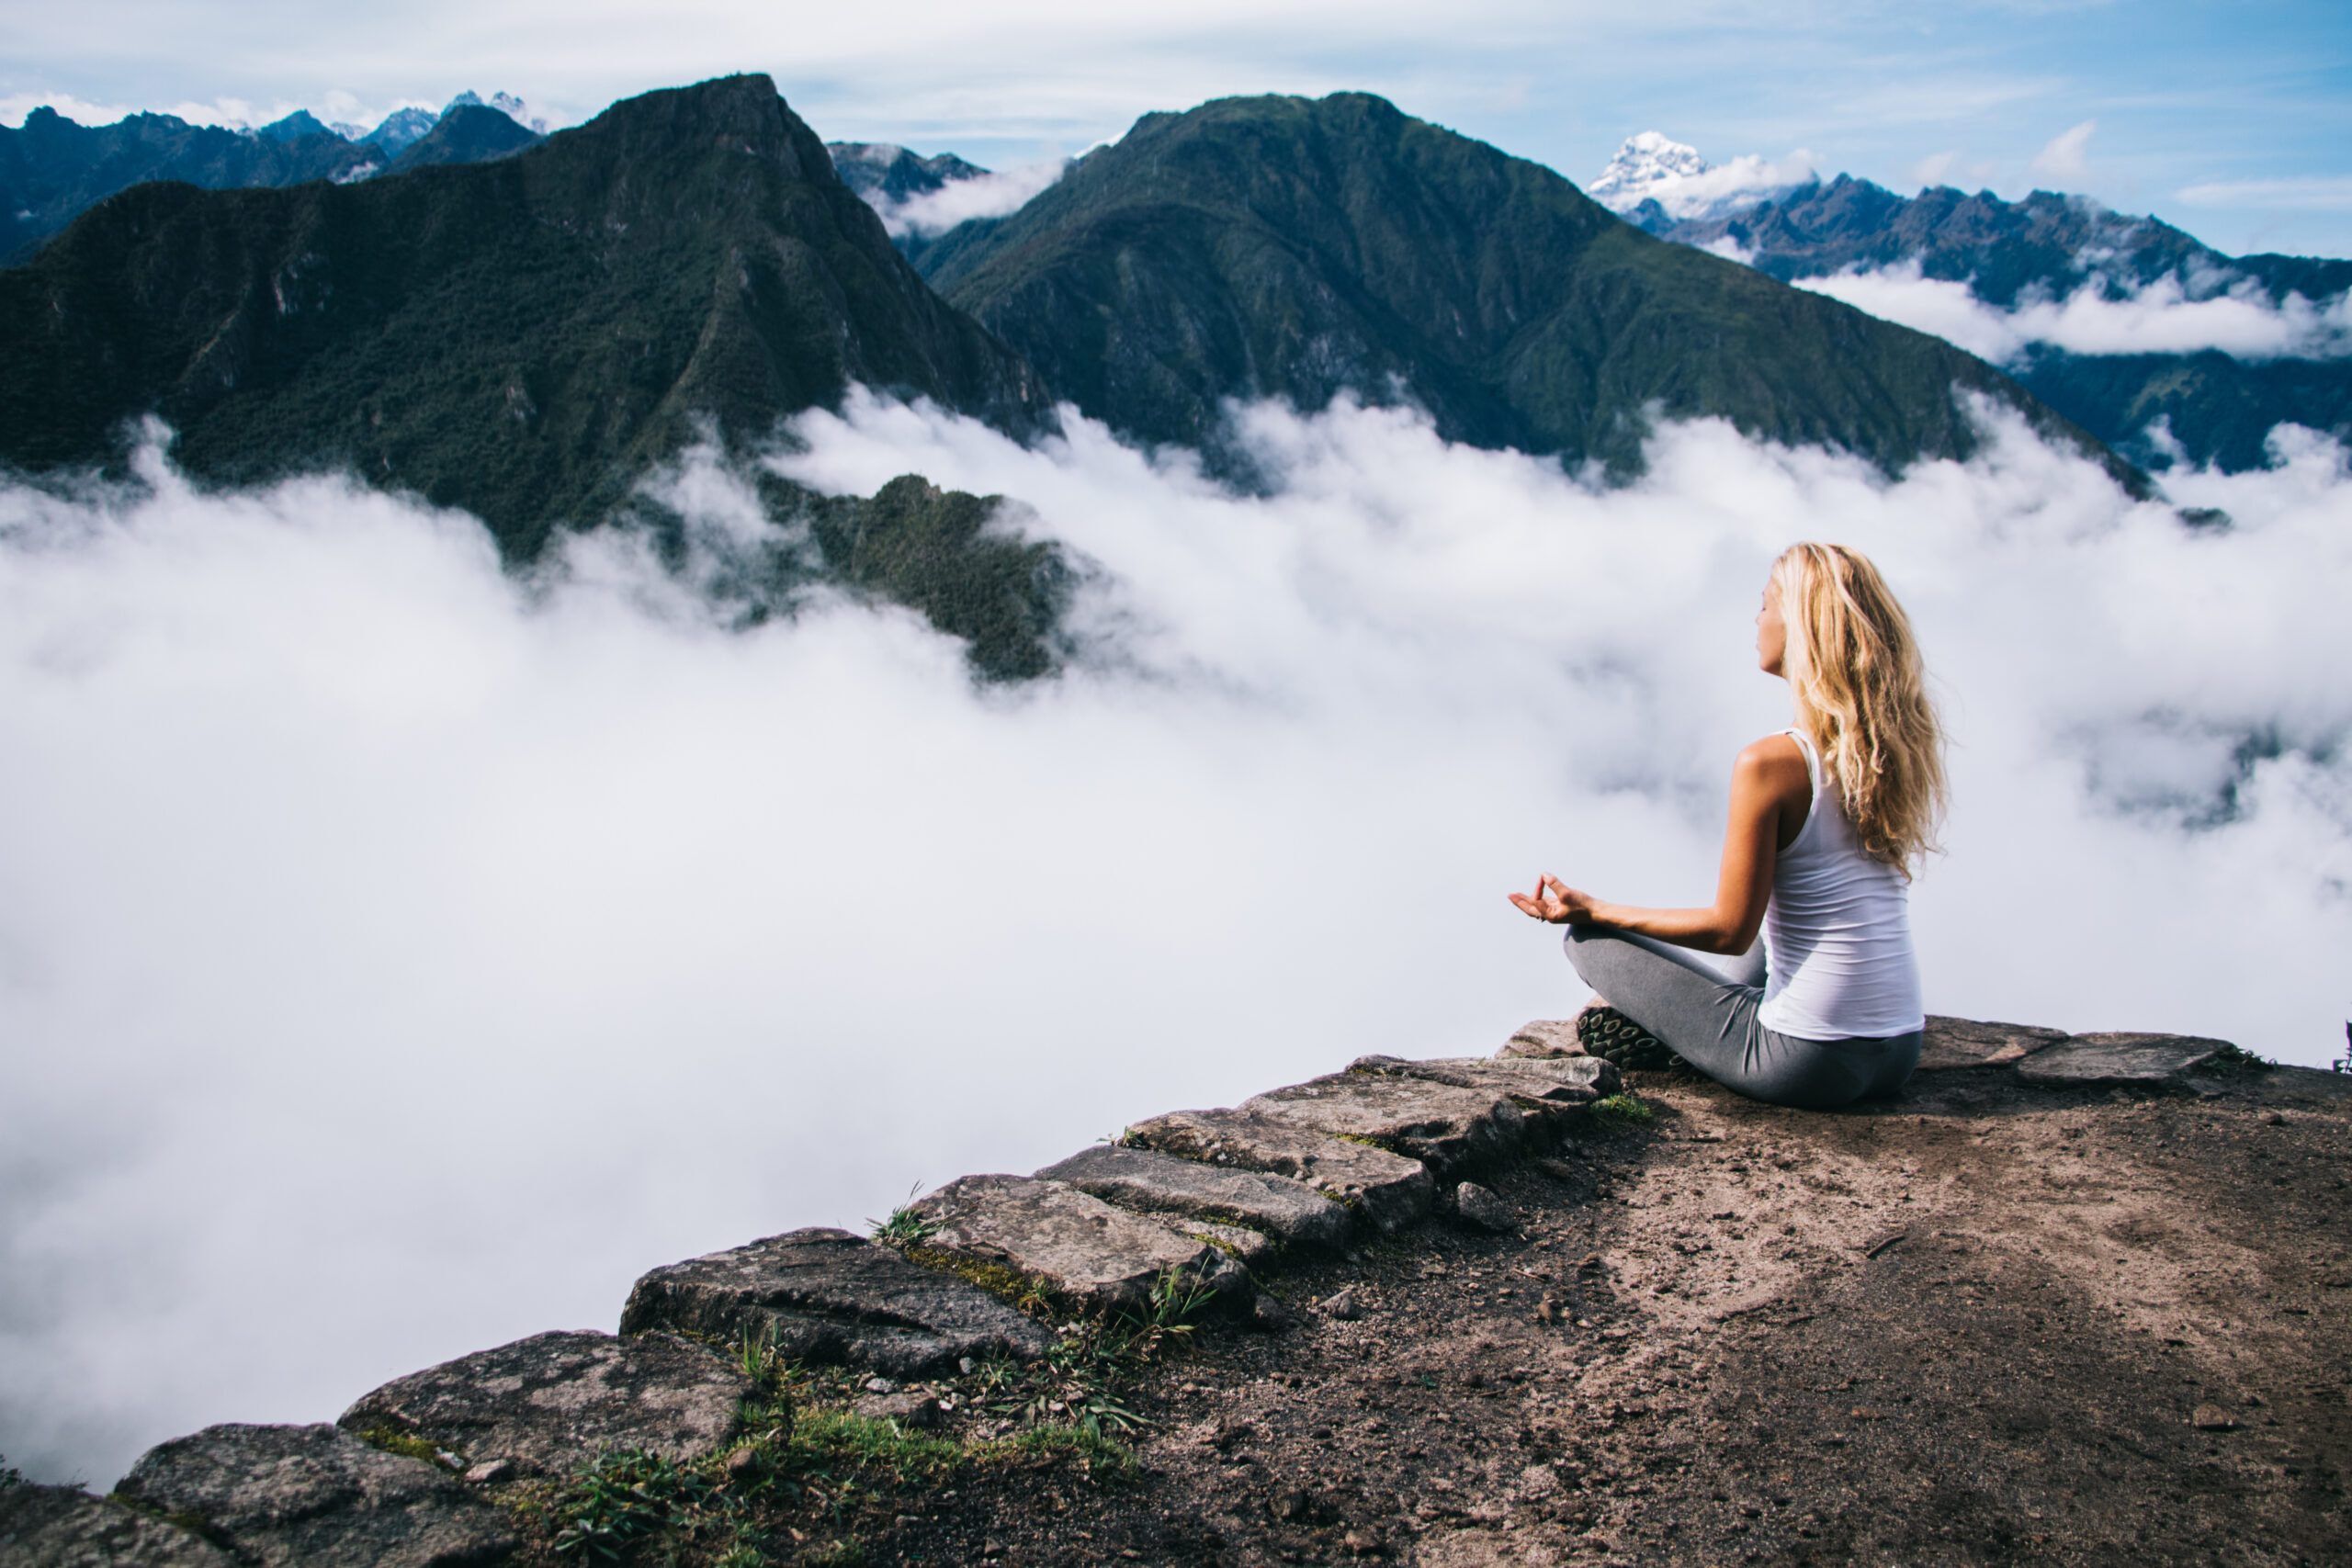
[867,1183,940,1250]
[1593,1092,1656,1125]
[356,1427,459,1470]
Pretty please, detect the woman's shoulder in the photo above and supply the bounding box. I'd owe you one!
[1736,730,1807,773]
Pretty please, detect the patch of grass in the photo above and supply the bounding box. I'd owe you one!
[2205,1041,2275,1073]
[550,1450,717,1563]
[0,1455,21,1488]
[866,1186,940,1250]
[1593,1093,1656,1125]
[788,1413,959,1485]
[972,1424,1139,1478]
[801,1540,867,1568]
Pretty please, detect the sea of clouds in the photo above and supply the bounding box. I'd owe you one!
[1794,259,2352,365]
[2,393,2348,1486]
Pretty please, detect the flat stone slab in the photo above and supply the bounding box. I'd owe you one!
[1348,1055,1619,1146]
[909,1175,1252,1315]
[0,1483,233,1566]
[2016,1032,2240,1087]
[1034,1144,1351,1252]
[113,1423,515,1568]
[1241,1071,1530,1177]
[620,1226,1053,1378]
[1123,1107,1433,1233]
[1917,1016,2070,1071]
[338,1329,751,1478]
[1496,1020,1586,1059]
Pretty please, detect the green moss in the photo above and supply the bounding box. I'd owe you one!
[903,1247,1054,1316]
[1593,1093,1656,1125]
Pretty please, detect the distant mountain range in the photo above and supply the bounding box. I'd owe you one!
[1583,134,2352,472]
[0,76,2200,678]
[0,94,545,264]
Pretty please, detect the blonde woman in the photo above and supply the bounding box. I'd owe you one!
[1510,543,1947,1109]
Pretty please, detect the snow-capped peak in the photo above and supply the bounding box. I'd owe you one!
[1588,131,1819,223]
[1589,131,1711,209]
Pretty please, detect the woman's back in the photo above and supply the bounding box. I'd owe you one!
[1759,728,1924,1041]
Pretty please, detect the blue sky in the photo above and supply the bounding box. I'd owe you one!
[5,0,2349,256]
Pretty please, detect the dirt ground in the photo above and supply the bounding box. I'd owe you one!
[848,1062,2352,1567]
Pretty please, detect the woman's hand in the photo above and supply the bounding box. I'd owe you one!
[1509,874,1601,925]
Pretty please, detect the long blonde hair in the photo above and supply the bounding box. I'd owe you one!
[1770,543,1947,874]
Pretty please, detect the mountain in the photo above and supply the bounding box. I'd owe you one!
[829,141,989,206]
[1637,174,2352,471]
[0,107,376,262]
[382,102,540,174]
[257,110,337,144]
[916,93,2135,485]
[361,107,438,153]
[0,76,1046,537]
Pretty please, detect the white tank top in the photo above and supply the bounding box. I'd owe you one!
[1757,728,1925,1040]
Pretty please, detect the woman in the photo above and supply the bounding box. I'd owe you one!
[1510,543,1946,1109]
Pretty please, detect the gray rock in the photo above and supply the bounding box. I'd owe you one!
[1242,1071,1528,1177]
[1454,1181,1514,1232]
[0,1483,233,1566]
[852,1392,941,1427]
[113,1423,514,1568]
[1122,1107,1432,1233]
[338,1329,752,1479]
[1916,1016,2070,1071]
[619,1227,1053,1378]
[2016,1032,2238,1087]
[1349,1055,1620,1143]
[1169,1216,1278,1269]
[1319,1287,1363,1321]
[909,1175,1252,1315]
[1034,1144,1351,1251]
[1497,1020,1586,1059]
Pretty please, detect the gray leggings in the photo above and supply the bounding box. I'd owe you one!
[1566,926,1919,1110]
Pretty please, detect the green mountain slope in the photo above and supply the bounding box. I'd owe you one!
[0,73,1047,564]
[922,93,2136,483]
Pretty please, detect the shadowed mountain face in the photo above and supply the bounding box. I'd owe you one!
[0,74,1047,564]
[920,93,2132,484]
[380,104,542,175]
[1643,175,2352,471]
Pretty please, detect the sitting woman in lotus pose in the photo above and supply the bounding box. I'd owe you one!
[1510,542,1945,1109]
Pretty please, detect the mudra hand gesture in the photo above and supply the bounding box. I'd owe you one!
[1509,874,1600,926]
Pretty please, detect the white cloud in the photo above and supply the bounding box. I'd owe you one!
[2030,118,2096,183]
[1796,258,2352,362]
[2,394,2349,1491]
[867,156,1073,238]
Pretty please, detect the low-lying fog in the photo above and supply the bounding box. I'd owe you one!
[3,395,2346,1484]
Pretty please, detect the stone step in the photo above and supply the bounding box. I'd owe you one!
[2015,1032,2242,1088]
[1033,1144,1352,1253]
[1123,1107,1433,1233]
[620,1227,1054,1378]
[338,1329,753,1480]
[1916,1016,2070,1070]
[1497,1019,1585,1059]
[1173,1217,1279,1269]
[112,1423,517,1568]
[909,1175,1254,1316]
[1350,1054,1620,1125]
[0,1483,232,1567]
[1239,1070,1532,1178]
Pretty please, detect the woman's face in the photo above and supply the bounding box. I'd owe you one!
[1756,579,1788,678]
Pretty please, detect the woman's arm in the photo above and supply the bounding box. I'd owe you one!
[1509,735,1810,954]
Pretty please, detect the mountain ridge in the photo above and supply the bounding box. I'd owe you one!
[917,92,2137,487]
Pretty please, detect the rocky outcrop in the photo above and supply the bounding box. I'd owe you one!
[1033,1144,1352,1252]
[2016,1032,2244,1086]
[111,1423,514,1567]
[619,1227,1054,1377]
[1916,1014,2070,1069]
[909,1175,1256,1316]
[0,1482,232,1566]
[337,1329,752,1479]
[1241,1071,1535,1177]
[1123,1107,1435,1232]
